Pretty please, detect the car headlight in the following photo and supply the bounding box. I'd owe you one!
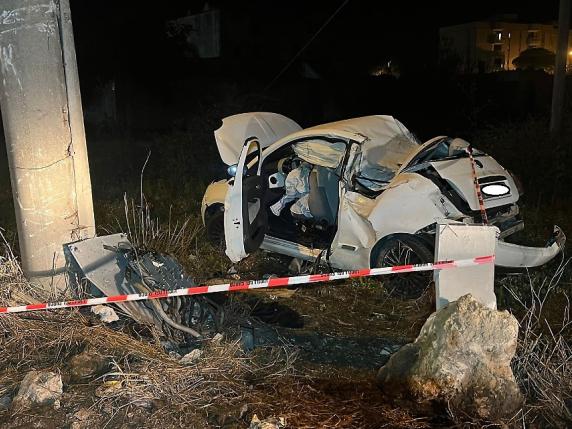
[481,183,510,197]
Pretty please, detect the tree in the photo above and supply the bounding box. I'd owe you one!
[512,48,556,71]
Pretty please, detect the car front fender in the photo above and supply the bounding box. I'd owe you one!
[368,173,464,241]
[201,179,229,224]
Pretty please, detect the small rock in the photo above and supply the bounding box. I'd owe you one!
[168,351,182,360]
[73,408,93,421]
[211,333,224,344]
[91,305,119,323]
[70,407,95,429]
[12,371,63,409]
[68,350,110,382]
[180,349,203,365]
[249,414,286,429]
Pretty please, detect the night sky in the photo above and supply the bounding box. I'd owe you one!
[70,0,561,88]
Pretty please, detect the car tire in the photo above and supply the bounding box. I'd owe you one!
[205,205,225,246]
[373,235,434,300]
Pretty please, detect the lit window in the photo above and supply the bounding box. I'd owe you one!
[527,30,541,47]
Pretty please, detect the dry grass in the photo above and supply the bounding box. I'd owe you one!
[504,258,572,428]
[0,309,296,426]
[251,372,431,429]
[121,193,202,259]
[0,228,35,304]
[0,229,436,428]
[0,233,295,427]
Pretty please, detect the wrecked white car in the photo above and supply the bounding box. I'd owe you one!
[202,113,564,296]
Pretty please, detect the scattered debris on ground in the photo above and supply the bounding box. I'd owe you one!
[91,304,119,323]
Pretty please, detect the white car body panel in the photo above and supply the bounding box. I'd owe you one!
[202,114,565,270]
[367,173,465,240]
[201,179,228,219]
[260,235,324,261]
[223,140,261,262]
[495,227,565,268]
[328,188,378,270]
[258,114,411,164]
[429,156,519,211]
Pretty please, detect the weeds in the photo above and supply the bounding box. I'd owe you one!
[504,258,572,427]
[0,238,297,427]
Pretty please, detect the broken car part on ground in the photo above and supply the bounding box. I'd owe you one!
[202,113,565,298]
[66,233,223,339]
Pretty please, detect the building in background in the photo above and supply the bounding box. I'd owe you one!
[440,14,572,73]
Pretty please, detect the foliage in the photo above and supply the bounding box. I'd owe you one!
[512,48,556,71]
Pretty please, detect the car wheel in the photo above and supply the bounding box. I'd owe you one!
[374,235,434,300]
[205,205,225,245]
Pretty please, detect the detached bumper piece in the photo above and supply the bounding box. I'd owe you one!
[66,233,223,338]
[495,225,566,268]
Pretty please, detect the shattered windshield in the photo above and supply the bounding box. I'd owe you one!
[354,134,419,194]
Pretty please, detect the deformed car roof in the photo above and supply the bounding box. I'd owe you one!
[269,115,420,173]
[214,113,419,165]
[295,115,415,145]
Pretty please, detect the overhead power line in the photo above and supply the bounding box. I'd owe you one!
[265,0,351,90]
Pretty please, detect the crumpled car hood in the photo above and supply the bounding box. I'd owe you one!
[214,112,301,165]
[430,156,519,211]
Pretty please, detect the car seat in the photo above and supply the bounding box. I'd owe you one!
[308,167,338,225]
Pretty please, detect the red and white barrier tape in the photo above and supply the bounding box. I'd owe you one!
[0,255,495,314]
[466,146,489,225]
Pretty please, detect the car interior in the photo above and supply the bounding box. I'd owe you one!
[258,139,344,249]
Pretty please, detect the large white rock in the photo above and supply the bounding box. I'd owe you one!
[377,294,522,420]
[12,371,63,409]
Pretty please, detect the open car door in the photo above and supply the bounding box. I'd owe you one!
[224,138,268,262]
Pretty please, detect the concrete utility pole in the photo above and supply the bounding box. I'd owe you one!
[0,0,95,292]
[550,0,571,138]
